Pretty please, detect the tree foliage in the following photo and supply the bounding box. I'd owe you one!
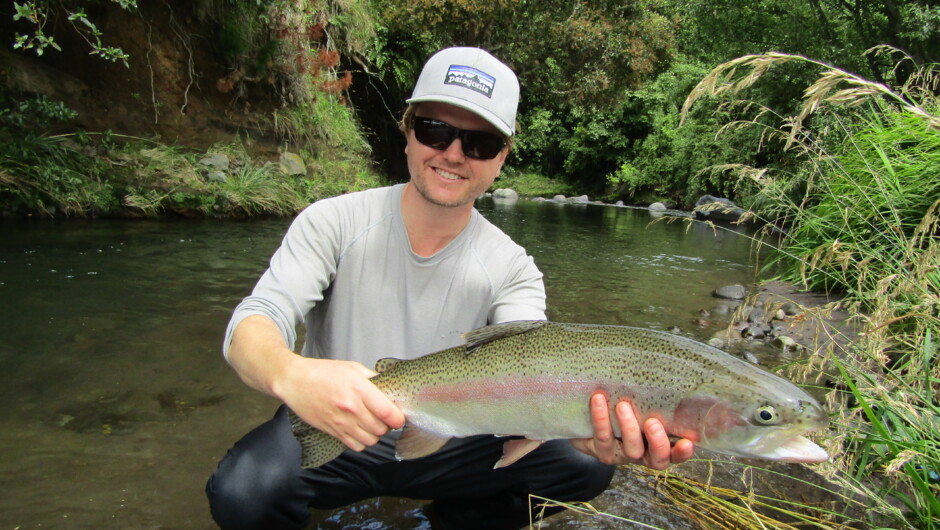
[3,0,939,214]
[11,0,137,65]
[674,0,939,85]
[368,0,682,195]
[374,0,677,108]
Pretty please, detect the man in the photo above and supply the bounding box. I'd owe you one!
[206,47,694,529]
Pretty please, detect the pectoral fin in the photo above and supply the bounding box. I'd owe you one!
[395,423,451,460]
[495,438,544,469]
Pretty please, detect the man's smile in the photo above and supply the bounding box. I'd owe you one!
[434,167,465,181]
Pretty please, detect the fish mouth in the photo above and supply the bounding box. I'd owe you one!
[751,435,829,463]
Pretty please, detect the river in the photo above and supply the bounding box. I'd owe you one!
[0,197,758,529]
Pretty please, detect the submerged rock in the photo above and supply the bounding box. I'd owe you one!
[693,195,745,222]
[713,284,747,300]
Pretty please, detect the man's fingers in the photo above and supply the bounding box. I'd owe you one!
[672,438,696,464]
[615,400,645,461]
[590,392,614,442]
[361,383,406,430]
[643,418,672,470]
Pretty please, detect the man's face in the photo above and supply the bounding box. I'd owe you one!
[405,102,509,208]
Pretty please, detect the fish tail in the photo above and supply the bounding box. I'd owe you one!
[287,408,346,469]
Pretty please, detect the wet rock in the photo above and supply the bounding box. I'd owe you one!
[743,324,766,340]
[552,194,566,202]
[279,151,307,176]
[714,284,747,300]
[774,335,801,352]
[703,280,859,366]
[748,307,767,323]
[199,153,230,171]
[568,194,590,204]
[206,170,227,183]
[693,195,745,222]
[710,302,742,317]
[492,188,519,201]
[711,327,742,343]
[649,202,667,211]
[770,321,790,336]
[707,337,725,348]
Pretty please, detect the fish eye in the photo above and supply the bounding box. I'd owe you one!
[754,406,778,425]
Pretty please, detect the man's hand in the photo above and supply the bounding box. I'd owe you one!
[570,392,695,470]
[227,315,405,453]
[276,356,407,452]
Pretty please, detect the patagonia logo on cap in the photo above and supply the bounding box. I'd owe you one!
[444,65,495,98]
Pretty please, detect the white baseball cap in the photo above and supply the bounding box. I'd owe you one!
[407,47,519,137]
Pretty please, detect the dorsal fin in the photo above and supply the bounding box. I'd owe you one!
[462,320,549,353]
[374,357,403,373]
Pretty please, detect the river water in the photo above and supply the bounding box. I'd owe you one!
[0,197,758,529]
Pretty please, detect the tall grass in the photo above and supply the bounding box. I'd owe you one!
[0,133,115,216]
[683,49,940,529]
[217,162,305,216]
[531,462,871,529]
[0,96,119,216]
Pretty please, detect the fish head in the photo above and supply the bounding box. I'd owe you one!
[676,378,829,463]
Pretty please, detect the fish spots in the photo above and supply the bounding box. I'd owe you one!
[360,321,828,463]
[417,376,598,403]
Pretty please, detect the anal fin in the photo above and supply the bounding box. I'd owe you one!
[495,439,544,469]
[395,423,451,460]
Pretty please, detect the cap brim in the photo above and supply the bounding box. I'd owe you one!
[406,95,514,137]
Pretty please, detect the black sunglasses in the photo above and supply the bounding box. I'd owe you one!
[412,117,507,160]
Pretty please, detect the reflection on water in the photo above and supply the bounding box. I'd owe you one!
[0,200,756,528]
[483,199,755,330]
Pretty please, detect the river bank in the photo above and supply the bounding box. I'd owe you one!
[0,139,715,220]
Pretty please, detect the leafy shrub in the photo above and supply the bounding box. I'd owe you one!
[684,50,940,529]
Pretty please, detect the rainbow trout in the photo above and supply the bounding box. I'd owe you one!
[290,321,828,468]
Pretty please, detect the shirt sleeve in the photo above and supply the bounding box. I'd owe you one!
[222,201,342,361]
[488,244,547,324]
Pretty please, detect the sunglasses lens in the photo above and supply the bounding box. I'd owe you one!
[413,118,505,160]
[413,118,456,150]
[462,131,505,160]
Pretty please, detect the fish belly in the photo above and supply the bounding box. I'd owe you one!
[401,377,604,440]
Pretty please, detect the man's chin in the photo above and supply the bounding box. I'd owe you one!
[414,181,475,208]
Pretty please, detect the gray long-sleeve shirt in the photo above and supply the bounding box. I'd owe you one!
[224,184,546,369]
